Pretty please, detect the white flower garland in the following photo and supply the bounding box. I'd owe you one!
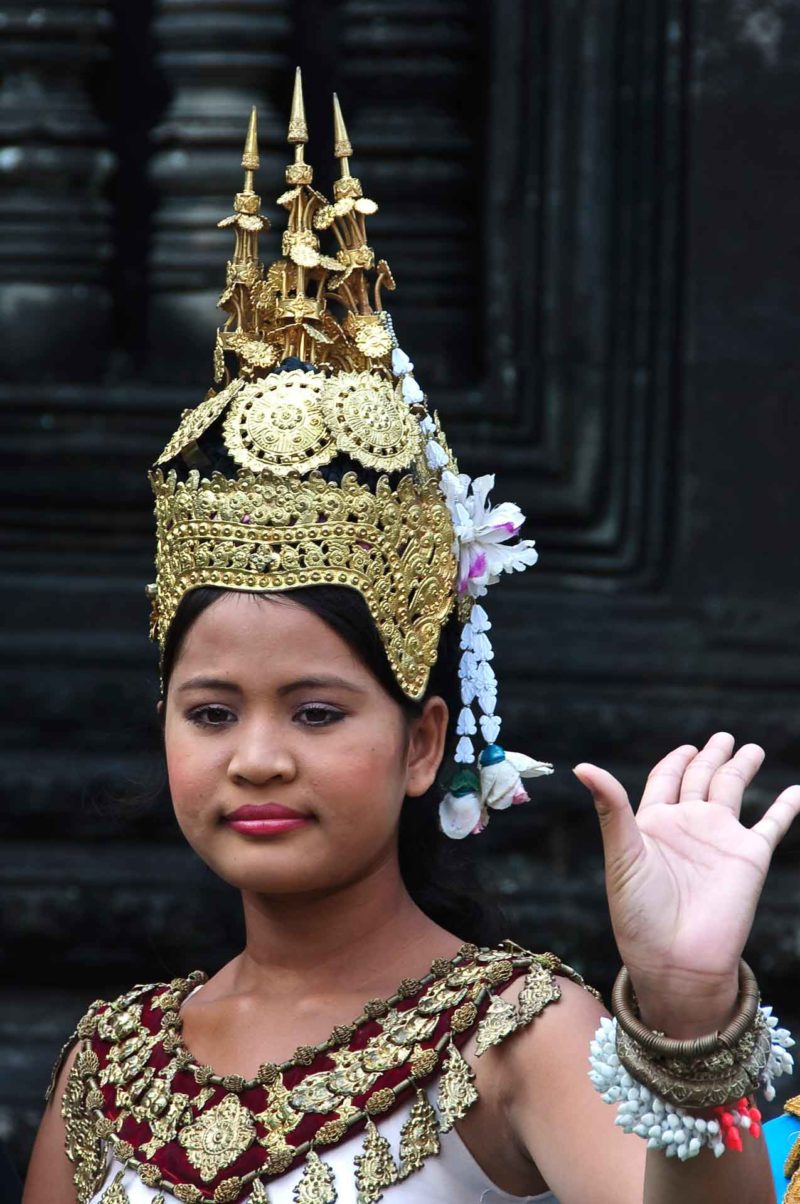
[387,316,552,838]
[588,1010,794,1160]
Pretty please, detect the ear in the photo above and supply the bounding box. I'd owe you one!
[405,696,449,798]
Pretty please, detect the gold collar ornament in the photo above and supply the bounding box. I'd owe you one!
[149,69,552,834]
[51,943,598,1203]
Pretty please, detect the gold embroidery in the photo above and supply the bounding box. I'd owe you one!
[398,1091,439,1177]
[178,1094,257,1182]
[475,995,520,1056]
[437,1042,478,1133]
[451,1002,478,1032]
[292,1149,337,1203]
[250,1181,272,1203]
[353,1120,398,1202]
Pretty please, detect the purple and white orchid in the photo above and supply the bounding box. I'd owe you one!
[438,471,539,598]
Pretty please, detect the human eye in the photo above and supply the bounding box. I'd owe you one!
[186,705,236,729]
[294,703,345,728]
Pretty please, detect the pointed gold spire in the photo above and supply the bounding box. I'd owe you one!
[332,92,353,177]
[288,66,308,147]
[241,105,259,192]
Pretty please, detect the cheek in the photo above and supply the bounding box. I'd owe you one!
[165,727,228,814]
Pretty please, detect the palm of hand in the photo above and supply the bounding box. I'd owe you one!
[575,734,800,1002]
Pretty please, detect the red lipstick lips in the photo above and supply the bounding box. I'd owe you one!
[225,802,310,837]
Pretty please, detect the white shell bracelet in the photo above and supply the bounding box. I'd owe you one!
[588,1008,794,1160]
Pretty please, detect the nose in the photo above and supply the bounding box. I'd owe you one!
[226,717,297,787]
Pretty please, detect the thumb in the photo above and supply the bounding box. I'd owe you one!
[573,763,643,877]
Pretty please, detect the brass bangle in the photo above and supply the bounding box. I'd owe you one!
[611,959,760,1060]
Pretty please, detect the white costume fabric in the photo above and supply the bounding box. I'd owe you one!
[88,1116,557,1204]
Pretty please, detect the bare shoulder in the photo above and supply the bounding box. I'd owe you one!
[22,1040,80,1204]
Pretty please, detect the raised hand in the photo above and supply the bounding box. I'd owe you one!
[574,733,800,1033]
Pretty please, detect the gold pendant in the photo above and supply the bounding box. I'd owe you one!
[292,1149,338,1203]
[437,1042,478,1132]
[398,1090,440,1177]
[516,964,560,1024]
[475,995,519,1056]
[353,1119,398,1202]
[99,1171,131,1204]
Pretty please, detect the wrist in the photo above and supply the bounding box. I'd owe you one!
[627,971,740,1040]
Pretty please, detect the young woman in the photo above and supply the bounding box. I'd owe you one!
[22,78,799,1204]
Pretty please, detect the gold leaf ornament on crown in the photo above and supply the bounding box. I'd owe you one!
[148,70,457,699]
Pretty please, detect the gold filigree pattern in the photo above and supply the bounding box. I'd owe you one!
[292,1150,337,1203]
[99,1170,130,1203]
[179,1095,257,1182]
[156,380,245,467]
[353,1120,398,1202]
[151,468,456,701]
[517,964,561,1023]
[322,372,419,473]
[398,1091,439,1176]
[436,1042,478,1133]
[224,373,334,476]
[475,995,520,1057]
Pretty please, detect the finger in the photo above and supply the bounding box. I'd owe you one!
[638,745,698,811]
[751,785,800,852]
[573,764,645,880]
[706,743,765,816]
[678,732,735,802]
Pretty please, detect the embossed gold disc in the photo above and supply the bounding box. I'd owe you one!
[323,371,419,472]
[223,370,335,476]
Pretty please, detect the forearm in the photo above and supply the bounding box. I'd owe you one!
[645,1136,775,1204]
[637,981,776,1204]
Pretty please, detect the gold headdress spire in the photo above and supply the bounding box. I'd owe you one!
[332,92,353,174]
[241,104,259,191]
[213,107,270,380]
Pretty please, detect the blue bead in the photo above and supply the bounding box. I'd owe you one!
[479,743,505,767]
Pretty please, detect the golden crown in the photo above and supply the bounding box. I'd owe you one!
[149,70,550,837]
[149,70,460,700]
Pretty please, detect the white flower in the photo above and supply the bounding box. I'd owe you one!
[456,706,477,736]
[439,471,539,597]
[480,714,501,742]
[454,735,475,764]
[392,346,413,376]
[425,439,449,470]
[479,748,553,811]
[439,790,485,839]
[402,375,425,404]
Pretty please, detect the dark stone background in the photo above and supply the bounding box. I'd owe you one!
[2,0,800,1180]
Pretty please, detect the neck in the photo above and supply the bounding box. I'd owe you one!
[233,859,459,999]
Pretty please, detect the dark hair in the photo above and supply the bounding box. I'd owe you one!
[161,584,502,945]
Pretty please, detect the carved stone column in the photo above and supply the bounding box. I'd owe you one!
[147,0,292,382]
[0,0,114,381]
[338,0,482,390]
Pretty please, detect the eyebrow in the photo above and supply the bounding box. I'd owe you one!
[176,674,366,696]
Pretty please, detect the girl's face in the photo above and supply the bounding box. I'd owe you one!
[163,593,447,897]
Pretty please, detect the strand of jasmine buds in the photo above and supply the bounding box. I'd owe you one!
[456,604,500,763]
[588,1011,794,1161]
[387,318,503,761]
